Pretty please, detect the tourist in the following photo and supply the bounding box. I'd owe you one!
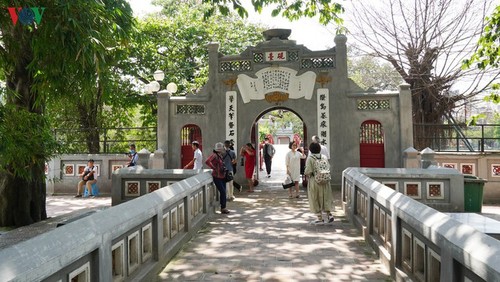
[75,159,98,198]
[223,140,237,201]
[263,137,276,177]
[205,142,230,214]
[126,144,138,167]
[304,142,334,224]
[240,143,256,192]
[183,141,203,170]
[311,135,330,159]
[285,141,306,198]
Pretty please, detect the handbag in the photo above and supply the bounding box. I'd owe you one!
[282,175,294,189]
[224,170,234,183]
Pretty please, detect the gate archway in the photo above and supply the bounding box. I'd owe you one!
[250,107,308,179]
[180,124,202,169]
[359,120,385,168]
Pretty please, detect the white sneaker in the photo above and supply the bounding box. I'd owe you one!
[310,219,324,225]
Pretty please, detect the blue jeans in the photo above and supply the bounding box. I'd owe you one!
[213,178,227,209]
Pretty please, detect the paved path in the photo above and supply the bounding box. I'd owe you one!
[1,144,499,281]
[157,182,391,281]
[158,144,391,281]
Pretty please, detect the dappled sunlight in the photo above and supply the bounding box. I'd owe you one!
[159,175,389,280]
[157,144,390,281]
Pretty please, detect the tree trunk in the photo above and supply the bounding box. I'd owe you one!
[0,165,46,227]
[0,43,47,227]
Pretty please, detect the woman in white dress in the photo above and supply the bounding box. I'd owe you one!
[285,141,306,198]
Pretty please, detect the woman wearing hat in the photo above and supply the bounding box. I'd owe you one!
[205,142,230,214]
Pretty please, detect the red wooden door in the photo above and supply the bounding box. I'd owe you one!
[181,125,202,168]
[359,120,385,168]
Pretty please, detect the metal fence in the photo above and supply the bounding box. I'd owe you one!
[53,124,499,154]
[53,127,157,154]
[413,123,500,152]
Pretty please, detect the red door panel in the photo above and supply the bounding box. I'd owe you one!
[180,125,202,168]
[360,121,385,168]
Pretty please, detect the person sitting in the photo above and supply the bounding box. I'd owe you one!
[127,144,138,167]
[75,159,98,198]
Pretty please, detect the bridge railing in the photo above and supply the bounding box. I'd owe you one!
[342,167,500,282]
[0,171,218,282]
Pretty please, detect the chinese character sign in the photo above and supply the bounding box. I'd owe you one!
[226,91,237,150]
[317,88,330,154]
[265,51,287,62]
[237,67,316,103]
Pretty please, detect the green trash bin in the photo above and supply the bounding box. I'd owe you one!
[463,175,487,212]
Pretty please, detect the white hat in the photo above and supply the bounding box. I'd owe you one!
[214,142,225,153]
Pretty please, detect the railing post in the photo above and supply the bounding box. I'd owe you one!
[481,125,485,152]
[103,128,108,153]
[137,148,151,168]
[420,147,436,168]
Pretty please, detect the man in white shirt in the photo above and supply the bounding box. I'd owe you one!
[75,159,98,198]
[311,135,330,159]
[184,141,203,169]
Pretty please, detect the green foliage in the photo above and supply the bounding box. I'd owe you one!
[483,92,500,104]
[464,5,500,70]
[0,105,58,180]
[118,2,265,125]
[201,0,344,26]
[259,110,304,140]
[348,55,403,91]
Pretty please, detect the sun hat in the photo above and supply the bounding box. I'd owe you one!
[214,142,225,153]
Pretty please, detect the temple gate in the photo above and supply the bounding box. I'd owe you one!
[156,29,413,187]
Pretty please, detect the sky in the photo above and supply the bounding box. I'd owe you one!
[125,0,337,51]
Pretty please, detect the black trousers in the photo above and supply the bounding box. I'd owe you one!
[264,156,272,175]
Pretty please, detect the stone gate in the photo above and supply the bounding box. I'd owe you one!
[156,29,413,186]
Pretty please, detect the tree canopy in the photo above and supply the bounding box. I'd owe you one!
[345,0,498,148]
[0,0,134,227]
[197,0,344,26]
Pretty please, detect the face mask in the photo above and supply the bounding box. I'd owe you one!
[130,150,135,154]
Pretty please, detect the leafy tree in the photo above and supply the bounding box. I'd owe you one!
[464,4,500,105]
[121,2,266,125]
[196,0,345,26]
[345,0,499,149]
[348,54,403,91]
[0,0,134,227]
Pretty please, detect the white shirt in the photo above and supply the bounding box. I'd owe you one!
[193,148,203,169]
[83,165,98,181]
[320,145,330,159]
[308,145,330,160]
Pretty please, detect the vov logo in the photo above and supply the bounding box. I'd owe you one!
[7,7,46,26]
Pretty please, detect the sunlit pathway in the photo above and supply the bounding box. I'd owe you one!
[158,145,391,281]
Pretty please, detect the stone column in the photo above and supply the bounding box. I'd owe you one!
[403,147,420,168]
[157,90,169,168]
[151,149,166,169]
[137,148,151,168]
[421,147,436,169]
[334,34,348,80]
[399,84,414,166]
[206,42,220,98]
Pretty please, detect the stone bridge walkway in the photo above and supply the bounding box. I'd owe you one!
[157,175,391,281]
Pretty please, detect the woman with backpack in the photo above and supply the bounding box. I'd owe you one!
[304,142,334,224]
[205,142,230,214]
